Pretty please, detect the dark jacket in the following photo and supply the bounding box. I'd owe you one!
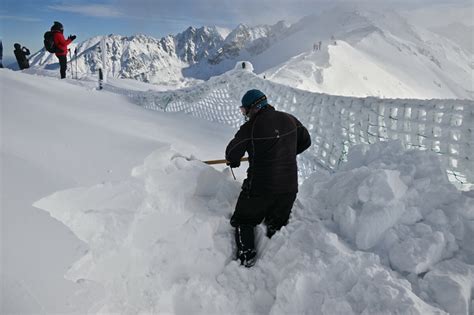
[14,46,30,70]
[226,106,311,194]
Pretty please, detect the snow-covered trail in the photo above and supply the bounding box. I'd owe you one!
[0,69,235,313]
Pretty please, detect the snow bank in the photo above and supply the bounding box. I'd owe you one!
[34,145,240,313]
[420,259,474,315]
[34,141,473,314]
[299,141,472,274]
[299,141,474,313]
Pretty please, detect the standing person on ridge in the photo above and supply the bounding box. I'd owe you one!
[225,89,311,267]
[13,43,30,70]
[50,21,76,79]
[0,39,3,68]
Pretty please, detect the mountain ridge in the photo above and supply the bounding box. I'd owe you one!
[28,7,473,99]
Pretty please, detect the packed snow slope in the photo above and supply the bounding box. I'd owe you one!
[33,119,474,312]
[28,6,473,99]
[0,69,235,313]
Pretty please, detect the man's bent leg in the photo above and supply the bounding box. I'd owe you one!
[264,193,297,238]
[234,225,256,267]
[230,192,266,267]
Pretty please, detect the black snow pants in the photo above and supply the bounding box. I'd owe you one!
[230,191,296,256]
[57,55,67,79]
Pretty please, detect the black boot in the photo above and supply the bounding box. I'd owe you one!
[266,224,278,238]
[235,225,257,268]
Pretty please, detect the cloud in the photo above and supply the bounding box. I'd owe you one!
[48,4,123,18]
[114,0,324,27]
[0,15,42,22]
[113,0,469,28]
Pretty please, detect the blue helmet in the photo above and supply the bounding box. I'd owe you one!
[241,89,268,109]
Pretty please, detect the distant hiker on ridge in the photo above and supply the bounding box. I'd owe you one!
[0,39,3,68]
[50,21,76,79]
[225,89,311,267]
[13,43,30,70]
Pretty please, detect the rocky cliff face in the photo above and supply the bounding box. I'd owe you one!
[29,20,292,84]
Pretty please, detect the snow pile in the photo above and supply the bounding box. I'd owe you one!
[299,141,474,313]
[34,145,240,313]
[34,141,474,314]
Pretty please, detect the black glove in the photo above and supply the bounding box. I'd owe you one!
[68,35,77,41]
[226,160,240,168]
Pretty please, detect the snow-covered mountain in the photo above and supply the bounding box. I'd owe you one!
[430,23,474,54]
[29,6,473,99]
[260,7,473,99]
[208,21,290,64]
[28,21,281,86]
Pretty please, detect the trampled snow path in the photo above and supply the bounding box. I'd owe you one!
[34,141,474,314]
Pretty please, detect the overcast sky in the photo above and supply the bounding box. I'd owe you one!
[0,0,471,63]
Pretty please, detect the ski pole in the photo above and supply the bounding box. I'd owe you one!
[98,68,103,90]
[68,49,72,78]
[68,49,71,77]
[74,48,78,79]
[203,157,249,165]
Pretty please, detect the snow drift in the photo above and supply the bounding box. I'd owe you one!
[34,141,474,314]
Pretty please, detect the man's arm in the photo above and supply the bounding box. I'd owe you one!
[225,123,250,167]
[294,117,311,154]
[56,33,72,46]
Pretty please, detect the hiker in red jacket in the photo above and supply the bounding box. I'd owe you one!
[51,21,76,79]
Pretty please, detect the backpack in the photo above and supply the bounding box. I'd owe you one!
[43,31,57,53]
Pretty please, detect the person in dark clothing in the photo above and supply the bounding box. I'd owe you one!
[0,39,3,68]
[50,21,76,79]
[225,89,311,267]
[13,43,30,70]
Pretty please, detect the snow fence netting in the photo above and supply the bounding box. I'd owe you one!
[119,62,473,187]
[34,141,474,314]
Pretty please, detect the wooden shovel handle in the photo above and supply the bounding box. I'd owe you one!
[204,157,249,165]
